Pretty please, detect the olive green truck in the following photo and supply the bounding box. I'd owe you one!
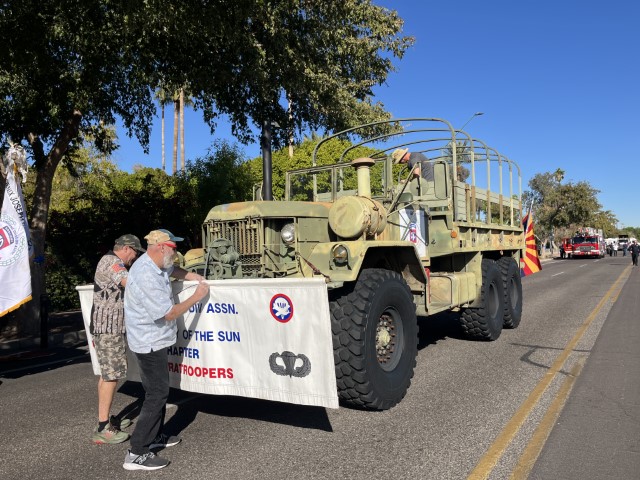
[183,118,525,410]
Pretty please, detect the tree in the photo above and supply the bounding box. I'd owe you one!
[523,169,616,248]
[173,93,179,174]
[591,210,618,238]
[0,0,413,333]
[154,88,171,172]
[179,140,254,225]
[48,164,199,310]
[180,89,185,171]
[175,87,194,173]
[245,136,380,201]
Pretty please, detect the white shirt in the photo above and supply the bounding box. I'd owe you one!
[124,253,176,353]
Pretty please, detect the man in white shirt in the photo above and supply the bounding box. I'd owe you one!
[123,229,209,471]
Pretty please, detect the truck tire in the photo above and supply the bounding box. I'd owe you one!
[329,268,418,410]
[460,259,504,341]
[498,256,522,329]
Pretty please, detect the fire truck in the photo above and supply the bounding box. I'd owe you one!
[571,227,605,258]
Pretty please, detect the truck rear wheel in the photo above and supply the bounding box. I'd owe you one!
[498,256,522,329]
[460,259,504,340]
[329,268,418,410]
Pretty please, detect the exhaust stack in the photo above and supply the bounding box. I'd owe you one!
[351,157,375,198]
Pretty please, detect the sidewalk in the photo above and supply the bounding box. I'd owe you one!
[531,257,640,478]
[0,310,87,359]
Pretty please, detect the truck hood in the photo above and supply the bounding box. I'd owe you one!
[205,200,332,221]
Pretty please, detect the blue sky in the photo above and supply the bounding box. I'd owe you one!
[114,1,640,228]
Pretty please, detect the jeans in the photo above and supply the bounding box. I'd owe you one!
[130,348,169,455]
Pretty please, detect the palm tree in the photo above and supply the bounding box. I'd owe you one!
[172,92,179,174]
[154,88,170,171]
[180,88,185,170]
[168,87,193,174]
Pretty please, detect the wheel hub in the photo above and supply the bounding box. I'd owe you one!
[376,313,396,364]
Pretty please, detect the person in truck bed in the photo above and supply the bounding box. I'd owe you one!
[392,148,435,182]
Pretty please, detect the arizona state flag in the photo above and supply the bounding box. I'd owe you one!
[520,209,542,276]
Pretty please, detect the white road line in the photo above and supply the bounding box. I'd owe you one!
[551,272,564,277]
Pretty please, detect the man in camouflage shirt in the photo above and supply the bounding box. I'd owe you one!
[90,234,145,444]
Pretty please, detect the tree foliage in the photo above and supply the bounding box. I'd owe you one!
[179,140,255,222]
[245,136,382,200]
[523,168,617,240]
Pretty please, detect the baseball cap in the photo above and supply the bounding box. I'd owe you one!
[115,234,145,252]
[144,229,184,247]
[391,148,409,164]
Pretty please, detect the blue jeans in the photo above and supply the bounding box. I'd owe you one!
[130,348,169,455]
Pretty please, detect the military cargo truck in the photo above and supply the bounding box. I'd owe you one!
[183,118,525,410]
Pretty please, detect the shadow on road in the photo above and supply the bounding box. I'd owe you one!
[116,380,334,436]
[509,341,590,376]
[0,346,90,379]
[417,310,466,350]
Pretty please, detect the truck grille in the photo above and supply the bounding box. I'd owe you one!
[208,218,262,276]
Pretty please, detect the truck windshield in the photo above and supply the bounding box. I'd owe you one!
[573,236,598,244]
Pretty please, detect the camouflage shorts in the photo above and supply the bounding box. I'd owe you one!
[93,333,128,381]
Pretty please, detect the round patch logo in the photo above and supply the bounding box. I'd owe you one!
[0,214,26,267]
[270,293,294,323]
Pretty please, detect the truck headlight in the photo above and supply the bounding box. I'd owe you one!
[281,223,296,244]
[331,244,349,265]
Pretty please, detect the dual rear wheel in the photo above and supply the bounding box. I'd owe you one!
[460,257,522,340]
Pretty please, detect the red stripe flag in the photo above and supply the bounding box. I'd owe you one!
[520,209,542,276]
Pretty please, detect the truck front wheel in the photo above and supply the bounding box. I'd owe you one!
[460,259,505,340]
[330,268,418,410]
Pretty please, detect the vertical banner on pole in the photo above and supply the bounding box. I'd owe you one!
[0,146,32,317]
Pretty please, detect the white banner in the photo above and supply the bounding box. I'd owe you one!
[0,147,32,317]
[77,278,338,409]
[399,206,427,257]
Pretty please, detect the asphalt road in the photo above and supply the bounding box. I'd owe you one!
[0,255,635,479]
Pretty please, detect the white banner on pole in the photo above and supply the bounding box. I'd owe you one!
[77,277,339,409]
[0,146,32,317]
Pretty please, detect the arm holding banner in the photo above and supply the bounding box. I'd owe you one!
[165,279,209,321]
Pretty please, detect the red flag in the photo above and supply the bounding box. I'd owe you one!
[520,210,542,276]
